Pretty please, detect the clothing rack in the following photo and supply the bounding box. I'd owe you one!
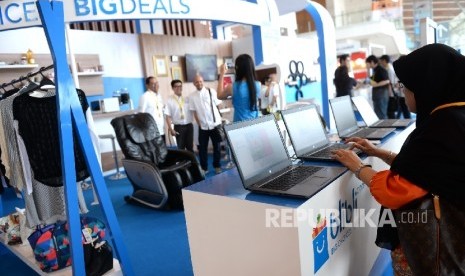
[0,65,54,92]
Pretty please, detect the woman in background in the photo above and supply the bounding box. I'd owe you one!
[217,54,260,122]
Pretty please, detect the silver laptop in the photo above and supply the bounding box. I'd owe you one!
[223,115,347,198]
[329,96,396,140]
[351,96,414,128]
[280,105,362,161]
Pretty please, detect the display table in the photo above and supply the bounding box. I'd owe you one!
[183,124,415,276]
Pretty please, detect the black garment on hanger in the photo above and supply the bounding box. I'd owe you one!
[39,77,54,87]
[1,87,20,100]
[12,88,90,187]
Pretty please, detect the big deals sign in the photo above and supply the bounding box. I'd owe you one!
[0,0,273,31]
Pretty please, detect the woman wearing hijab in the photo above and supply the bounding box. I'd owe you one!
[332,44,465,274]
[217,54,260,122]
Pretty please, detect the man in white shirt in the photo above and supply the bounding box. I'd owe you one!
[165,79,193,152]
[139,76,165,141]
[188,74,223,174]
[260,74,279,115]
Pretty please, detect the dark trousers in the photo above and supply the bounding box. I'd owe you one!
[396,97,411,119]
[372,90,389,119]
[174,123,194,152]
[198,127,221,171]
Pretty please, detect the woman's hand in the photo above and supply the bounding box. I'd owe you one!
[332,148,363,172]
[345,137,379,157]
[219,63,227,75]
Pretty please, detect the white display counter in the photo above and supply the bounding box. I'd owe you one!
[183,124,414,275]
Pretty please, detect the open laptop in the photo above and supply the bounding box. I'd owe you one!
[223,115,347,198]
[329,95,396,140]
[280,105,362,161]
[351,96,414,128]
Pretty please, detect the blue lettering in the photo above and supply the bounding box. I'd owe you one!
[169,0,190,14]
[139,0,150,14]
[338,200,344,232]
[23,2,38,23]
[100,0,117,14]
[6,3,21,24]
[179,0,190,14]
[121,0,136,14]
[92,0,98,15]
[345,200,353,223]
[74,0,91,16]
[352,188,358,209]
[169,0,179,14]
[0,7,3,25]
[153,0,168,14]
[329,212,338,239]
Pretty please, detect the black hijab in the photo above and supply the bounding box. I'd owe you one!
[391,43,465,204]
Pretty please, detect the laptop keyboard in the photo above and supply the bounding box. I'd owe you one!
[306,143,350,158]
[260,166,323,191]
[350,128,379,137]
[375,120,399,127]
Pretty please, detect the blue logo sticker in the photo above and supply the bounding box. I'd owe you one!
[312,216,329,273]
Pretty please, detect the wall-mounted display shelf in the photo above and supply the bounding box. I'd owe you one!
[0,54,105,96]
[77,71,105,76]
[0,64,39,69]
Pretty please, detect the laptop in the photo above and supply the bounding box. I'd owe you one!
[223,115,347,198]
[351,96,414,128]
[329,95,396,140]
[280,105,362,161]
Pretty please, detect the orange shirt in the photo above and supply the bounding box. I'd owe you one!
[370,170,428,209]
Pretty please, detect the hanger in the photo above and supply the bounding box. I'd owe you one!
[25,72,35,83]
[2,64,54,96]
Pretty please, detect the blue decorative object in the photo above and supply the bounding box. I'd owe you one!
[287,60,311,101]
[313,226,330,273]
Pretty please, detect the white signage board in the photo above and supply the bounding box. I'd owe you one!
[0,0,272,31]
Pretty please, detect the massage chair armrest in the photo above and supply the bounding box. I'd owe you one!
[165,149,199,165]
[165,149,204,181]
[122,159,183,187]
[122,158,185,209]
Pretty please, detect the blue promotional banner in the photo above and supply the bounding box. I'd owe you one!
[0,0,272,31]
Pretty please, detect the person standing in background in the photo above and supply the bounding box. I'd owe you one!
[165,79,193,152]
[139,76,166,142]
[366,55,390,119]
[189,74,223,174]
[217,53,260,122]
[379,55,400,119]
[259,74,280,115]
[335,54,351,76]
[334,64,358,97]
[392,55,411,119]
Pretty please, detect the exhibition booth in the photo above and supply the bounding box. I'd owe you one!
[0,0,397,275]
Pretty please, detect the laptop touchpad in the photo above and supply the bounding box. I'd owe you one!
[290,176,328,196]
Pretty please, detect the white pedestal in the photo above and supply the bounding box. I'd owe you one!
[183,124,414,275]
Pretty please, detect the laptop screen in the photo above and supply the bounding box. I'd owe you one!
[281,105,329,156]
[224,115,291,188]
[329,96,360,137]
[351,96,379,126]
